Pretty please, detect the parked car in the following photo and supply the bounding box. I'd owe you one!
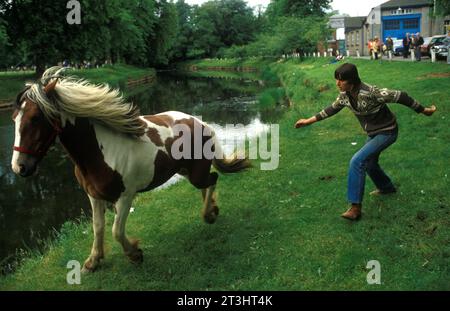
[432,37,450,60]
[393,39,404,56]
[423,35,447,57]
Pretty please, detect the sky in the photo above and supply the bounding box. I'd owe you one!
[184,0,389,16]
[329,0,387,17]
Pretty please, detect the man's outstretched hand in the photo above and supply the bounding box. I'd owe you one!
[294,119,310,128]
[423,105,437,116]
[294,116,317,128]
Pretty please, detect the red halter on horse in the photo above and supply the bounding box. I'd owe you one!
[11,67,250,272]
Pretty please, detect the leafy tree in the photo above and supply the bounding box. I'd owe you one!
[435,0,450,16]
[172,0,194,60]
[190,0,257,58]
[220,0,331,59]
[0,0,173,71]
[266,0,331,20]
[148,0,179,66]
[215,0,256,47]
[224,15,329,58]
[274,16,329,54]
[0,17,10,69]
[61,0,113,65]
[191,1,222,57]
[0,0,332,68]
[61,0,158,66]
[2,0,67,74]
[109,0,157,65]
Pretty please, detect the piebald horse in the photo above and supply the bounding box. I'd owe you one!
[11,67,250,272]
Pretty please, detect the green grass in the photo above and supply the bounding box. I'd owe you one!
[0,64,154,102]
[1,58,449,290]
[183,69,261,81]
[181,56,275,70]
[0,72,35,101]
[71,64,155,90]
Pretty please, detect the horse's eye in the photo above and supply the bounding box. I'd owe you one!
[30,115,40,123]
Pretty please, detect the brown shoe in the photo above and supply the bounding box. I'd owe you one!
[341,204,362,220]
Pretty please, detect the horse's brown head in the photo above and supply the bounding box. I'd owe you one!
[11,80,60,177]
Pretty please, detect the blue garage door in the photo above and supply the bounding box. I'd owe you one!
[382,14,421,41]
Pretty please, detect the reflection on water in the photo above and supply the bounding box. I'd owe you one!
[134,72,273,191]
[0,124,90,272]
[0,71,281,272]
[130,72,265,125]
[209,117,271,156]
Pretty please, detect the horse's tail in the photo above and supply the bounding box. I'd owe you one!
[211,132,252,173]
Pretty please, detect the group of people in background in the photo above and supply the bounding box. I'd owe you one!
[402,32,424,61]
[367,32,424,61]
[61,59,113,70]
[367,36,394,60]
[367,36,384,60]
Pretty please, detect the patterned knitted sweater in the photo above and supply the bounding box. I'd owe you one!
[315,82,425,136]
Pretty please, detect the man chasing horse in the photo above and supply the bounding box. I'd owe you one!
[294,63,437,220]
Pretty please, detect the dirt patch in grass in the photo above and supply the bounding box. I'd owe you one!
[416,72,450,80]
[317,84,330,92]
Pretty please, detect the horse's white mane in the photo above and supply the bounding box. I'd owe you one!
[25,66,146,136]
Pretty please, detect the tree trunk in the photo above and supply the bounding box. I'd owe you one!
[35,63,45,77]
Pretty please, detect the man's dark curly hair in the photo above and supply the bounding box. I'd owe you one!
[334,63,361,86]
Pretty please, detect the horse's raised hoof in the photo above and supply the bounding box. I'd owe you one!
[212,205,219,216]
[81,265,94,274]
[203,205,219,224]
[81,258,100,274]
[127,248,143,264]
[126,239,143,264]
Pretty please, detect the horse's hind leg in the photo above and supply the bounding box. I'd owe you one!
[82,196,107,273]
[187,160,219,223]
[112,194,143,263]
[201,179,219,224]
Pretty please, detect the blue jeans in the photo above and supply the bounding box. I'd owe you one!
[347,129,398,204]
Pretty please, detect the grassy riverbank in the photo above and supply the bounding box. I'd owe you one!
[0,64,154,102]
[1,58,449,290]
[0,71,35,103]
[182,57,275,70]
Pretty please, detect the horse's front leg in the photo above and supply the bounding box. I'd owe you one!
[82,196,107,273]
[112,194,143,263]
